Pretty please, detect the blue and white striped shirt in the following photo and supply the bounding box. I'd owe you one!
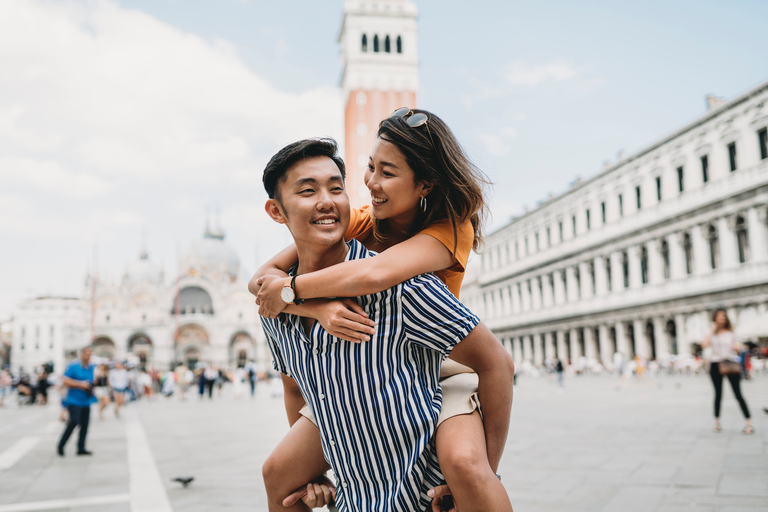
[261,239,479,512]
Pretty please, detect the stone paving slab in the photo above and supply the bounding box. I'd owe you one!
[0,372,767,511]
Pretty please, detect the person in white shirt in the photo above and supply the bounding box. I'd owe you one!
[108,361,129,418]
[702,308,753,434]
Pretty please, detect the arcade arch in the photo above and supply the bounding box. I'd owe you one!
[229,332,255,368]
[128,333,152,366]
[92,336,116,359]
[175,324,210,369]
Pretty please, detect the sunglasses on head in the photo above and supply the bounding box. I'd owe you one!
[391,107,428,128]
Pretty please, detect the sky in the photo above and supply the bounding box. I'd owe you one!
[1,0,766,319]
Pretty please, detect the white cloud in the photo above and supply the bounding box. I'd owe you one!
[0,157,112,198]
[503,60,578,87]
[0,0,343,316]
[476,126,519,157]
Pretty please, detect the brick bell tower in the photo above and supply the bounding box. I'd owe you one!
[338,0,419,207]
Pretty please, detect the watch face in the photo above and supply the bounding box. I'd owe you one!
[280,286,295,303]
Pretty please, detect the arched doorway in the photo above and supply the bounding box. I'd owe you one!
[128,333,152,368]
[182,347,201,370]
[175,324,209,369]
[92,336,116,359]
[229,332,254,368]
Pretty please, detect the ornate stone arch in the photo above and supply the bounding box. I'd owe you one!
[229,331,254,368]
[92,336,116,359]
[128,332,153,366]
[174,324,210,368]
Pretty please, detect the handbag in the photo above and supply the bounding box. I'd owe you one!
[718,360,741,375]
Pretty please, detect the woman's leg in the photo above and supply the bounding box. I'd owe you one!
[98,396,108,419]
[710,363,723,419]
[435,411,512,512]
[726,373,751,419]
[262,417,330,512]
[114,393,123,416]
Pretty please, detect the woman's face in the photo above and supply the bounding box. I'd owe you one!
[714,311,727,328]
[365,138,430,225]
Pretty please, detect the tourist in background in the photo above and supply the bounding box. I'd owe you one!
[556,358,564,388]
[57,347,95,456]
[161,369,176,397]
[702,308,753,434]
[204,366,217,399]
[196,367,206,400]
[108,361,128,417]
[137,369,153,400]
[0,367,11,406]
[93,364,110,419]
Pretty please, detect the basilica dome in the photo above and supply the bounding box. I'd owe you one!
[123,250,163,286]
[179,225,240,283]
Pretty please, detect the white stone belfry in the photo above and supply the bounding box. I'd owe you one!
[339,0,419,207]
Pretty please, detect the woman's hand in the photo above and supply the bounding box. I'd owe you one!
[255,275,291,318]
[310,299,376,343]
[429,485,457,512]
[282,475,337,508]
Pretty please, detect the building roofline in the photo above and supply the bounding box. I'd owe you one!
[491,78,768,237]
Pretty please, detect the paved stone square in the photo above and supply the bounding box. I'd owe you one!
[0,372,766,511]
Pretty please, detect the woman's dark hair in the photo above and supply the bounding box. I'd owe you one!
[712,308,733,331]
[375,109,490,252]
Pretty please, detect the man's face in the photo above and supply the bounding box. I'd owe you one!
[266,156,350,248]
[81,348,92,364]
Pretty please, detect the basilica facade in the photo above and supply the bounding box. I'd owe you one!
[10,225,265,374]
[461,80,768,368]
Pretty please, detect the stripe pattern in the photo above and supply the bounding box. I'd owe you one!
[261,239,479,512]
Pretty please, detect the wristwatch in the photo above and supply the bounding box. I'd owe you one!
[280,275,304,305]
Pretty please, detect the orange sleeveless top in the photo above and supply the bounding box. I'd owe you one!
[345,205,473,298]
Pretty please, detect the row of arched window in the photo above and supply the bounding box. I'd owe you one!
[361,34,402,54]
[474,212,760,320]
[483,126,768,273]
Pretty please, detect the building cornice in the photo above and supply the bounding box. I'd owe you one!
[492,78,768,236]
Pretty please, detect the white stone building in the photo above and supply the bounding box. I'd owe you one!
[10,225,266,374]
[462,80,768,368]
[10,297,83,375]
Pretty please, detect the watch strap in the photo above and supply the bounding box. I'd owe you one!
[290,275,304,305]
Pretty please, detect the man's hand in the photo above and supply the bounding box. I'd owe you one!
[282,475,336,509]
[255,274,291,318]
[428,485,457,512]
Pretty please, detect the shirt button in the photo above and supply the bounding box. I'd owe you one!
[319,393,325,400]
[312,348,319,354]
[343,481,348,488]
[330,440,336,446]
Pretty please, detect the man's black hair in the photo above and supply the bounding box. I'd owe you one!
[262,138,346,200]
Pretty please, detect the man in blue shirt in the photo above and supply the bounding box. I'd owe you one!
[258,139,514,511]
[57,346,95,456]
